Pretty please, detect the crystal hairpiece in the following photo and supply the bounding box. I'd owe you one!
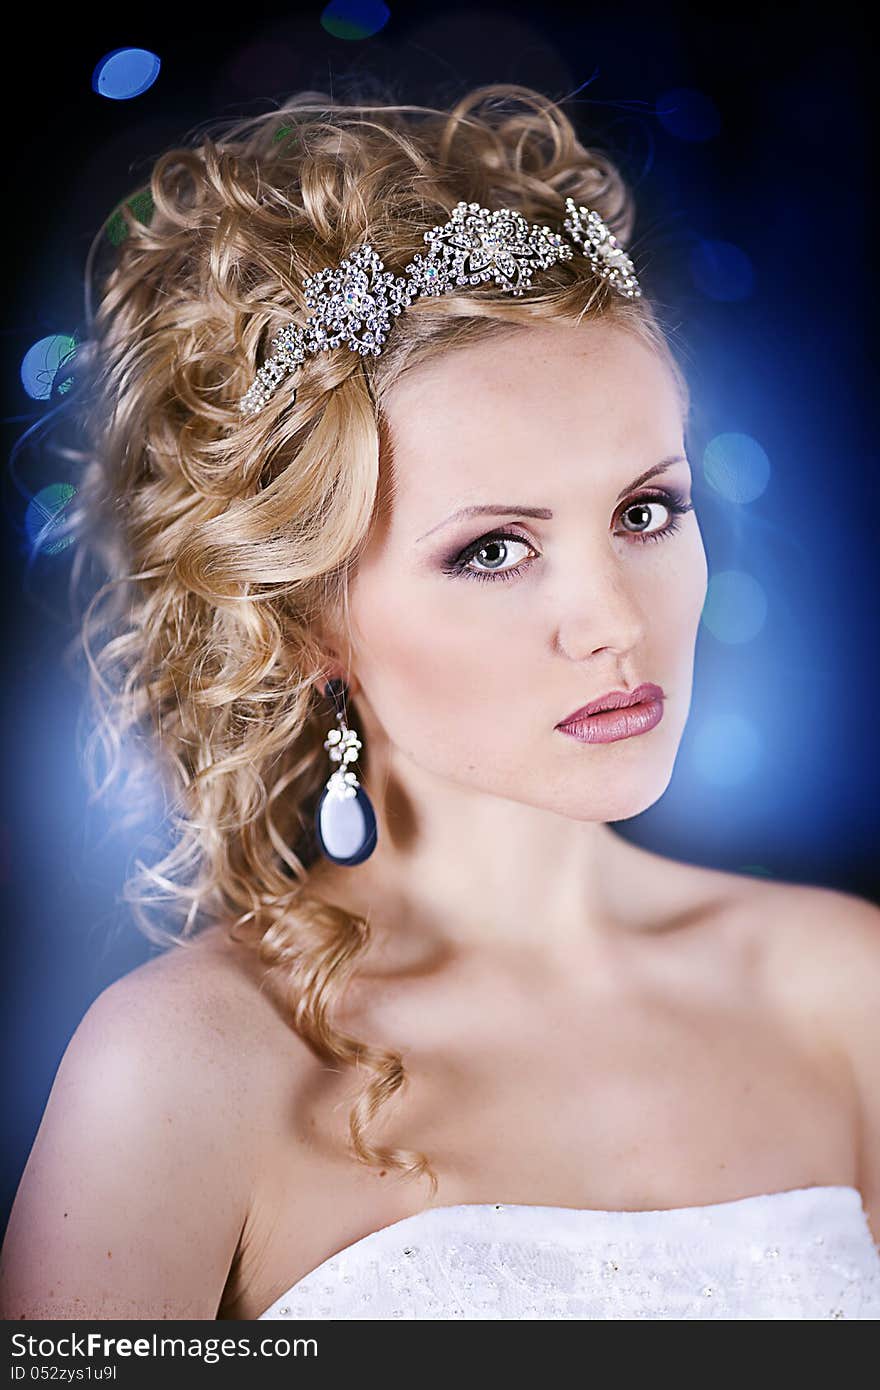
[239,196,641,417]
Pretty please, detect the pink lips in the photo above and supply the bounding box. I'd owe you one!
[556,682,665,745]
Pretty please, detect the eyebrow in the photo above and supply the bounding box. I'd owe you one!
[415,455,690,542]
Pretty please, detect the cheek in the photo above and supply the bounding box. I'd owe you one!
[349,568,528,740]
[682,526,710,626]
[657,535,708,703]
[652,523,707,623]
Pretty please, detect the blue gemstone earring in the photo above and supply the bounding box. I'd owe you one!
[314,678,378,866]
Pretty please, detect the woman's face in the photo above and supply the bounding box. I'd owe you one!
[342,319,708,824]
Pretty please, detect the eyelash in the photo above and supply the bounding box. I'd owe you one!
[443,489,695,584]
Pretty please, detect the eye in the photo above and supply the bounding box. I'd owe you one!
[618,488,694,544]
[619,495,676,541]
[443,488,694,584]
[445,531,537,583]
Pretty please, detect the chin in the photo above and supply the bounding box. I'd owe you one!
[552,755,676,824]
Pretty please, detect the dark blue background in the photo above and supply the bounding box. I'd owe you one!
[1,1,874,1228]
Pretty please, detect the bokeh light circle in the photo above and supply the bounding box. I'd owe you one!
[25,484,77,556]
[701,570,768,644]
[321,0,391,40]
[690,239,755,301]
[692,713,762,787]
[703,432,771,504]
[92,48,161,101]
[20,335,77,402]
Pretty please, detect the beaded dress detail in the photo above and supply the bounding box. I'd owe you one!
[257,1186,880,1320]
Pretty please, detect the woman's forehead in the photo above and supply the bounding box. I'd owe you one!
[378,324,683,505]
[386,322,674,428]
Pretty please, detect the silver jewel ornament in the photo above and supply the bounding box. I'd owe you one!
[304,243,413,357]
[314,679,377,866]
[239,198,641,417]
[562,197,642,299]
[405,200,573,298]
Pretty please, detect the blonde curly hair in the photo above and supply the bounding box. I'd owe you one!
[55,80,689,1198]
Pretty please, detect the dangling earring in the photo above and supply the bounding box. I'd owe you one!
[314,678,378,866]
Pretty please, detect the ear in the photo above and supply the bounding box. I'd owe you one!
[311,666,361,701]
[310,608,360,700]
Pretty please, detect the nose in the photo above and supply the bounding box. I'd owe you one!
[553,555,648,661]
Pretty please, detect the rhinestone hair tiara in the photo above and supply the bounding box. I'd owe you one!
[239,196,641,417]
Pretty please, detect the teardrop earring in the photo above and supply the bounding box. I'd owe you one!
[314,678,378,866]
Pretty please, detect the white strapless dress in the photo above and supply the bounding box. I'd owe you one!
[257,1185,880,1319]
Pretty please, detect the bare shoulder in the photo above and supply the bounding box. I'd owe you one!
[636,841,879,1083]
[685,864,880,1041]
[0,925,306,1319]
[651,855,880,1234]
[68,922,314,1148]
[727,872,880,1234]
[98,923,291,1058]
[640,841,880,1006]
[734,874,880,1021]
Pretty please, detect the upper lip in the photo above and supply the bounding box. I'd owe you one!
[557,682,665,726]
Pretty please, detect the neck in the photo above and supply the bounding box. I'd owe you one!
[306,727,656,971]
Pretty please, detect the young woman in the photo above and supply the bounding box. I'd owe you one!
[1,83,878,1321]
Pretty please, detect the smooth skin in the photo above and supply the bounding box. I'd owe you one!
[1,321,878,1319]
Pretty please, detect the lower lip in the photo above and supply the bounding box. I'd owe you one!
[556,698,664,744]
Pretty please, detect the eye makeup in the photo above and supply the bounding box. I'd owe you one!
[440,487,695,584]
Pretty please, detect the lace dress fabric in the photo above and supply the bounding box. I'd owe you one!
[257,1185,880,1320]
